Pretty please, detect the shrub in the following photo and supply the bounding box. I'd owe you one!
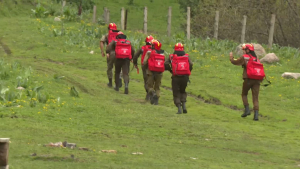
[31,3,49,18]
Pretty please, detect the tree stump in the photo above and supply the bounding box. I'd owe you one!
[0,138,9,169]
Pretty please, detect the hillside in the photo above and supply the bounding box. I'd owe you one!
[1,1,300,169]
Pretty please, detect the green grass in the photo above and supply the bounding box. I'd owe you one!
[1,1,300,169]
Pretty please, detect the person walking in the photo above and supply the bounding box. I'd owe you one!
[100,23,122,88]
[132,35,154,100]
[143,40,165,105]
[165,43,193,114]
[106,32,135,94]
[230,43,265,121]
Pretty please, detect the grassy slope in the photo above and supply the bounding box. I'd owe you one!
[1,1,300,169]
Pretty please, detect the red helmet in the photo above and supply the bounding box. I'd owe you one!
[108,23,117,30]
[242,43,254,51]
[151,39,162,50]
[174,43,184,51]
[145,35,154,43]
[117,31,124,35]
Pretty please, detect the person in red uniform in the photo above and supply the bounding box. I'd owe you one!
[99,23,122,88]
[106,32,135,94]
[132,35,154,100]
[143,40,165,105]
[230,44,263,121]
[165,43,193,114]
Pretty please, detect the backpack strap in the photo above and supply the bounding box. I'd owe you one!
[262,76,271,87]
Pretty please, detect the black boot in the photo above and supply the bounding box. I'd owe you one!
[241,105,251,117]
[145,92,150,101]
[154,96,159,105]
[253,110,259,121]
[107,78,112,87]
[150,92,156,105]
[124,83,129,94]
[114,84,119,92]
[182,102,187,114]
[119,78,123,88]
[176,104,182,114]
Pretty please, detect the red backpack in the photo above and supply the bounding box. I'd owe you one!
[245,54,265,80]
[148,50,165,72]
[171,54,191,76]
[115,39,132,59]
[107,30,119,44]
[141,45,152,65]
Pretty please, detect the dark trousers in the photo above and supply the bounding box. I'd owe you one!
[115,58,130,87]
[142,66,148,93]
[106,52,115,79]
[107,52,122,79]
[172,75,189,106]
[147,71,163,97]
[242,78,261,110]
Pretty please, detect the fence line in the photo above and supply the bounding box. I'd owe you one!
[99,6,276,47]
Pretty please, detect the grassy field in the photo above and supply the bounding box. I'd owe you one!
[1,1,300,169]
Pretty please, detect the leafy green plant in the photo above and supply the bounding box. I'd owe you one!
[70,86,79,97]
[38,92,50,103]
[63,6,78,21]
[53,74,65,80]
[31,3,49,18]
[17,76,29,89]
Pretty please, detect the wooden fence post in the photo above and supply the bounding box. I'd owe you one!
[144,7,147,34]
[167,6,172,37]
[61,1,66,36]
[187,7,191,40]
[0,138,10,169]
[107,10,110,24]
[121,7,125,30]
[124,9,128,30]
[61,0,66,14]
[268,14,276,48]
[104,7,107,24]
[93,5,97,23]
[241,15,247,44]
[214,11,219,39]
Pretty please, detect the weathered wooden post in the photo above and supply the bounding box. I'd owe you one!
[0,138,10,169]
[106,9,110,24]
[104,7,110,24]
[241,15,247,44]
[104,7,107,24]
[93,5,97,23]
[144,7,147,34]
[214,11,219,39]
[187,7,191,40]
[268,14,276,48]
[61,0,66,36]
[124,9,128,30]
[121,7,125,30]
[62,0,66,11]
[167,6,172,37]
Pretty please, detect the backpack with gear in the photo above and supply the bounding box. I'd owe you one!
[148,50,165,72]
[115,39,132,59]
[171,54,191,76]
